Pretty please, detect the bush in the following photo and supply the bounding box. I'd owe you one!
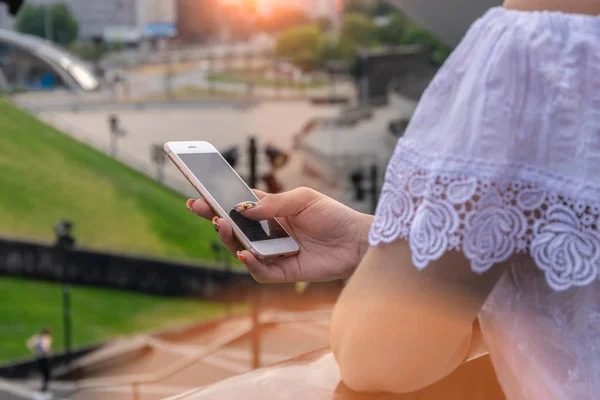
[338,13,377,62]
[276,25,323,71]
[400,24,453,65]
[70,42,109,62]
[376,12,409,46]
[15,3,79,47]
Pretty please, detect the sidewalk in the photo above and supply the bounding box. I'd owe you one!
[55,308,333,400]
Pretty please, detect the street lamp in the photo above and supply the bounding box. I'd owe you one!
[43,5,53,42]
[54,220,75,363]
[108,114,126,157]
[151,144,167,182]
[211,241,233,316]
[326,59,346,101]
[350,169,366,201]
[240,138,290,193]
[208,52,217,95]
[349,165,379,213]
[164,55,174,100]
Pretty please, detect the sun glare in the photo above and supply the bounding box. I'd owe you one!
[221,0,307,15]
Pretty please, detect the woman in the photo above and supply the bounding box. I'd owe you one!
[26,327,52,392]
[187,0,600,397]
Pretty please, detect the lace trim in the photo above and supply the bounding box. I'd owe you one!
[369,144,600,292]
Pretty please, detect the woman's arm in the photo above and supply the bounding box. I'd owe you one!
[330,240,508,393]
[26,335,37,352]
[43,336,52,353]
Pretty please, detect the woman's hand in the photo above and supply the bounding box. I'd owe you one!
[187,187,373,283]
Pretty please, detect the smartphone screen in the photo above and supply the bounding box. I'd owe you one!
[179,153,289,242]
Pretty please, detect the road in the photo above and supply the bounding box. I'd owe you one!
[123,64,355,102]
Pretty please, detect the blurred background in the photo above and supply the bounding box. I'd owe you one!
[0,0,499,398]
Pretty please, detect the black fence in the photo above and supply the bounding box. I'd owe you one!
[0,236,255,298]
[0,236,343,303]
[0,345,99,379]
[0,237,344,378]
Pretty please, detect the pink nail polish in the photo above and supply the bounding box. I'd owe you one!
[186,199,195,212]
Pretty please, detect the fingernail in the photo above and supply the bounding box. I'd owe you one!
[234,201,257,212]
[212,216,220,232]
[186,199,195,212]
[237,251,247,264]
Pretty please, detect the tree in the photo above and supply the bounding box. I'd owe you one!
[15,3,78,47]
[376,12,408,45]
[316,16,332,32]
[372,0,396,16]
[316,35,343,68]
[338,12,377,61]
[344,0,373,15]
[344,0,395,16]
[70,41,108,63]
[340,13,377,47]
[51,4,78,46]
[400,23,452,65]
[276,25,322,71]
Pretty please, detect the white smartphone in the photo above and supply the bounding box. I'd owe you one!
[164,141,300,259]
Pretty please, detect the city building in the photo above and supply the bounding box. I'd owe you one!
[176,0,223,43]
[142,0,177,38]
[257,0,343,23]
[26,0,137,41]
[24,0,177,44]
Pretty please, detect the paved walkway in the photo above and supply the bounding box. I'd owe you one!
[13,94,342,197]
[0,378,51,400]
[49,308,334,400]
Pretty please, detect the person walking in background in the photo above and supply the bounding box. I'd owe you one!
[26,328,52,392]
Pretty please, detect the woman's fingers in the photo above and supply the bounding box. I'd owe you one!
[252,189,268,199]
[214,217,244,255]
[187,198,216,220]
[187,190,267,221]
[237,250,287,283]
[186,191,283,274]
[235,187,320,220]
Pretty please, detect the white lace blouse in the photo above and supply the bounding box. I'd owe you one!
[369,7,600,399]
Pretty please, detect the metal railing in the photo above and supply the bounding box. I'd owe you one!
[63,310,330,399]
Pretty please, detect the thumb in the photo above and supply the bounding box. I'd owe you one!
[234,187,321,220]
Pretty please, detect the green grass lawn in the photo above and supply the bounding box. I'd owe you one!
[0,100,250,363]
[0,277,233,362]
[0,99,219,262]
